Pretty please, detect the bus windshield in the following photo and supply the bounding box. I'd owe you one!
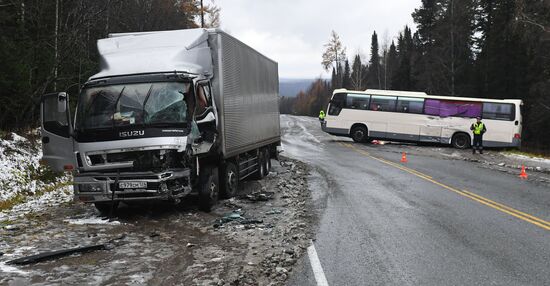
[75,82,192,130]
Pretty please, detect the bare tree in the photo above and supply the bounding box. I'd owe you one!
[515,0,550,35]
[204,0,221,28]
[321,31,347,72]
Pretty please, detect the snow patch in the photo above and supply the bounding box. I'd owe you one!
[502,153,550,164]
[64,217,121,225]
[0,186,73,222]
[0,131,71,220]
[0,261,28,275]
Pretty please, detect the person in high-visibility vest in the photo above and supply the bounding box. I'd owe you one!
[319,110,326,121]
[470,117,487,154]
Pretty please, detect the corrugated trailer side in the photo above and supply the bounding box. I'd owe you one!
[209,30,280,159]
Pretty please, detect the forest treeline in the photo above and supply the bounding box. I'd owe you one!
[280,0,550,152]
[0,0,219,131]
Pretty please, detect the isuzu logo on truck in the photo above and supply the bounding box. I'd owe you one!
[119,130,145,138]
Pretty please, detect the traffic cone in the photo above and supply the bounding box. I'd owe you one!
[519,165,528,179]
[401,152,408,163]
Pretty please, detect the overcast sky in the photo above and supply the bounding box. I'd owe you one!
[217,0,421,79]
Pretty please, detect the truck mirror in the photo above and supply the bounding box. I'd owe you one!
[57,92,68,113]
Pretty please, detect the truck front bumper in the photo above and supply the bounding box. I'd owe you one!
[73,169,192,203]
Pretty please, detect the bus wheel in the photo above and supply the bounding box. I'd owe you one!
[351,126,368,143]
[452,133,471,149]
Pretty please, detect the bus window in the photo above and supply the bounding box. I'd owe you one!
[370,95,397,112]
[483,103,515,121]
[439,101,481,118]
[424,99,441,115]
[397,97,424,114]
[346,94,370,110]
[424,99,481,118]
[328,93,346,116]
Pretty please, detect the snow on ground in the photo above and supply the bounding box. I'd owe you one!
[0,186,73,222]
[63,216,121,225]
[0,132,42,201]
[502,153,550,165]
[0,131,71,221]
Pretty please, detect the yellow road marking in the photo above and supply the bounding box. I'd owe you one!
[462,190,550,227]
[338,142,550,231]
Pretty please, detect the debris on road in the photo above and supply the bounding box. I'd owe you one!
[0,157,314,286]
[243,191,275,202]
[213,211,264,228]
[265,209,283,215]
[7,244,108,266]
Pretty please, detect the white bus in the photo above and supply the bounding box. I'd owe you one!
[322,89,522,149]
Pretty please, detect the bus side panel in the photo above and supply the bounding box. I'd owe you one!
[386,113,420,141]
[352,110,387,138]
[482,119,517,147]
[419,116,443,143]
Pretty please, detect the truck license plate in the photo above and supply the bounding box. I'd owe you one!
[119,181,147,189]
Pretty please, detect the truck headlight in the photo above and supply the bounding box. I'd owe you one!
[159,182,168,194]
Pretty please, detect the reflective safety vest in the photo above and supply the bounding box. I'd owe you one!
[319,110,326,119]
[473,122,485,135]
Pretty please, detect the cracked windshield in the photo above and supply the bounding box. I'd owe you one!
[76,82,191,130]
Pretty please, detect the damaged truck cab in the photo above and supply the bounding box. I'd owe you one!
[40,29,281,212]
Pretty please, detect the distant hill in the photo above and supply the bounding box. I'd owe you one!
[279,78,315,97]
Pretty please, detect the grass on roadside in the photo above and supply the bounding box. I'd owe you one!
[0,181,72,212]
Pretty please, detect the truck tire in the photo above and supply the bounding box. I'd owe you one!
[220,161,239,199]
[94,202,119,215]
[252,151,267,179]
[264,149,272,173]
[351,126,368,143]
[452,133,471,149]
[199,166,219,212]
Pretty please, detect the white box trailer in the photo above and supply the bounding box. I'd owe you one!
[40,29,281,212]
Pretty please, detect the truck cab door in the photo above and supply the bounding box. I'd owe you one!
[190,81,218,154]
[41,92,75,172]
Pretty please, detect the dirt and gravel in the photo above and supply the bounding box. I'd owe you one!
[0,157,314,286]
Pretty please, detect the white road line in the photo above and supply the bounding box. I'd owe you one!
[307,241,329,286]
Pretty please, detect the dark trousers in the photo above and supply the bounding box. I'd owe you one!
[473,134,483,151]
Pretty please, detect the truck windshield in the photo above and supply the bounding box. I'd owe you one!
[75,82,191,130]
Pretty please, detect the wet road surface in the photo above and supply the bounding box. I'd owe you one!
[282,115,550,286]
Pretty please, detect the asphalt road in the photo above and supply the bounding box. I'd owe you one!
[282,115,550,286]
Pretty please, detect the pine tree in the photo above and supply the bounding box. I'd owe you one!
[392,26,416,91]
[386,41,399,90]
[367,31,382,89]
[350,54,366,90]
[342,60,351,89]
[412,0,476,96]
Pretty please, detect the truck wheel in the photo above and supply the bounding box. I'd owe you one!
[351,126,368,143]
[452,133,471,149]
[252,151,267,179]
[264,149,272,173]
[220,161,239,199]
[199,166,219,212]
[94,202,119,215]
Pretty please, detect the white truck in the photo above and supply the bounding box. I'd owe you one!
[40,29,281,212]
